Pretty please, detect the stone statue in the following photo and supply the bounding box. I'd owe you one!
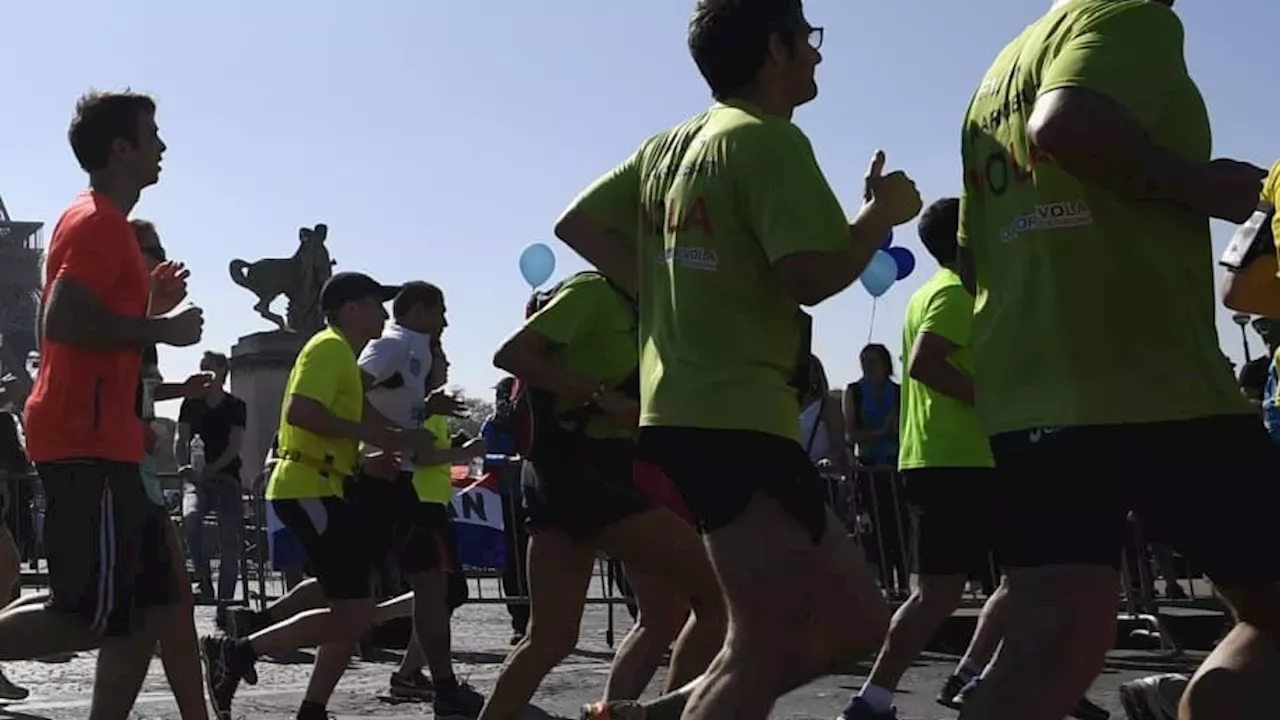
[228,224,335,335]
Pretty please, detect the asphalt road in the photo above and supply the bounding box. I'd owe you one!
[0,601,1204,720]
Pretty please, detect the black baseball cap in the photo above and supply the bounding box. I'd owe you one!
[320,272,399,314]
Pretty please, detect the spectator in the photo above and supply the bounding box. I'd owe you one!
[0,376,31,699]
[176,351,247,603]
[480,376,529,642]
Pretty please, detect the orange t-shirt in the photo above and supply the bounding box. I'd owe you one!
[24,191,149,463]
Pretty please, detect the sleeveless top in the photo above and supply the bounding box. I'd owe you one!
[852,380,899,466]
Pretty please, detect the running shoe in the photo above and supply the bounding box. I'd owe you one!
[200,635,256,718]
[389,669,434,701]
[838,696,898,720]
[581,700,647,720]
[935,673,970,710]
[433,680,485,719]
[0,667,29,701]
[1119,674,1187,720]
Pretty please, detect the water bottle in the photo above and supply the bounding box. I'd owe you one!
[190,435,206,475]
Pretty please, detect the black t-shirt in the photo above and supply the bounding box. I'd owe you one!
[0,412,28,475]
[179,393,248,478]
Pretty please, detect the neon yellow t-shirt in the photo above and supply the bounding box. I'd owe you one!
[1263,161,1280,262]
[524,272,637,439]
[410,414,453,504]
[266,327,364,500]
[958,0,1248,435]
[565,100,850,442]
[898,268,993,470]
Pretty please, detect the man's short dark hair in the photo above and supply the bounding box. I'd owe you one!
[918,197,960,266]
[68,90,156,173]
[393,281,444,322]
[202,351,229,372]
[688,0,804,99]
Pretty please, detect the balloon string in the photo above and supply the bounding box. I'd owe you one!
[866,296,878,346]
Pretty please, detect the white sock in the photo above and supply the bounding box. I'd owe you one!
[957,658,985,680]
[858,683,894,712]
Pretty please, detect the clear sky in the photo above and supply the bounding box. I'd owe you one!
[1,0,1274,408]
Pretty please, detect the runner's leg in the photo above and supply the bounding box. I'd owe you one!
[602,563,690,701]
[478,529,595,720]
[156,516,208,720]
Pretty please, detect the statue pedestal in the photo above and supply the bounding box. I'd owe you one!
[230,331,307,491]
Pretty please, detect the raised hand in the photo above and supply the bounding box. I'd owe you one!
[862,150,924,228]
[149,261,191,316]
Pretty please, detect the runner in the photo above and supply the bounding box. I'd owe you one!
[352,283,487,717]
[0,90,202,718]
[956,2,1279,719]
[556,2,920,718]
[838,199,1108,720]
[478,271,725,720]
[199,271,434,720]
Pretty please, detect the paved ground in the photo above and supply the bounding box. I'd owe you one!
[0,599,1205,720]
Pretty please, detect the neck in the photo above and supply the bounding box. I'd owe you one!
[334,321,371,354]
[941,261,960,273]
[88,173,141,216]
[207,385,226,401]
[726,86,794,121]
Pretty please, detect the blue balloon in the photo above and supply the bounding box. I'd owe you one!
[860,250,898,297]
[880,229,894,250]
[518,242,556,288]
[887,246,916,281]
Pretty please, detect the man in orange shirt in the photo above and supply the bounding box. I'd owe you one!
[1,90,203,719]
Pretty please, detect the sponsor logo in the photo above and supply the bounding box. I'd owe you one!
[1001,201,1093,242]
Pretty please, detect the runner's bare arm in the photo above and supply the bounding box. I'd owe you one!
[908,331,975,407]
[553,210,637,297]
[43,277,170,348]
[285,394,401,450]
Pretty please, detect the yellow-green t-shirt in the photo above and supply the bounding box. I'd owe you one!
[266,327,364,500]
[524,271,638,439]
[564,100,849,442]
[958,0,1248,435]
[410,414,453,504]
[1263,160,1280,261]
[898,268,994,470]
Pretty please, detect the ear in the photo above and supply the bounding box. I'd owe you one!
[764,29,788,68]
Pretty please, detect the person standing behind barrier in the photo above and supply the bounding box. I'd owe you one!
[199,272,434,720]
[842,344,908,597]
[481,271,725,720]
[13,90,203,719]
[176,350,247,604]
[957,2,1280,719]
[481,376,531,644]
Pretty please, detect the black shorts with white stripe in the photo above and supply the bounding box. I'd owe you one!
[37,459,178,637]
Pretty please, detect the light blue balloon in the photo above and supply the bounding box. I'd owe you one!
[518,242,556,288]
[860,249,898,297]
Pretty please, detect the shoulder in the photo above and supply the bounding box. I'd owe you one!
[301,329,353,363]
[1070,0,1183,42]
[54,193,132,245]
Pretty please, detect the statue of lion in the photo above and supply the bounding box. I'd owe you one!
[228,224,335,334]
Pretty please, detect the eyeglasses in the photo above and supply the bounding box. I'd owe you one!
[807,26,824,50]
[142,245,167,263]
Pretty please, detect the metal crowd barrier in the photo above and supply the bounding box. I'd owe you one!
[829,463,1193,658]
[0,459,1207,655]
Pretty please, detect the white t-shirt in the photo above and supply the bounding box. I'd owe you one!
[358,323,433,470]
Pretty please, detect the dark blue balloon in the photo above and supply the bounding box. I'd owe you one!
[880,229,894,250]
[887,246,916,281]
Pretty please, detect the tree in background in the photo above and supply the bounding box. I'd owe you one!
[445,385,494,439]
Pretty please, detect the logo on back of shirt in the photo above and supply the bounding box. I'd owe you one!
[1000,201,1093,243]
[655,246,719,272]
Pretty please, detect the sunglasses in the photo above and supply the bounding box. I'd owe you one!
[142,245,167,263]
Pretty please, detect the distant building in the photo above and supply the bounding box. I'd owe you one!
[0,194,43,409]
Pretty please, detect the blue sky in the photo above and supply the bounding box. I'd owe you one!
[1,0,1274,411]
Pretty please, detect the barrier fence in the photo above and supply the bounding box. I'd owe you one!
[0,460,1208,654]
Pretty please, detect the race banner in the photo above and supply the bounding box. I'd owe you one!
[448,466,508,571]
